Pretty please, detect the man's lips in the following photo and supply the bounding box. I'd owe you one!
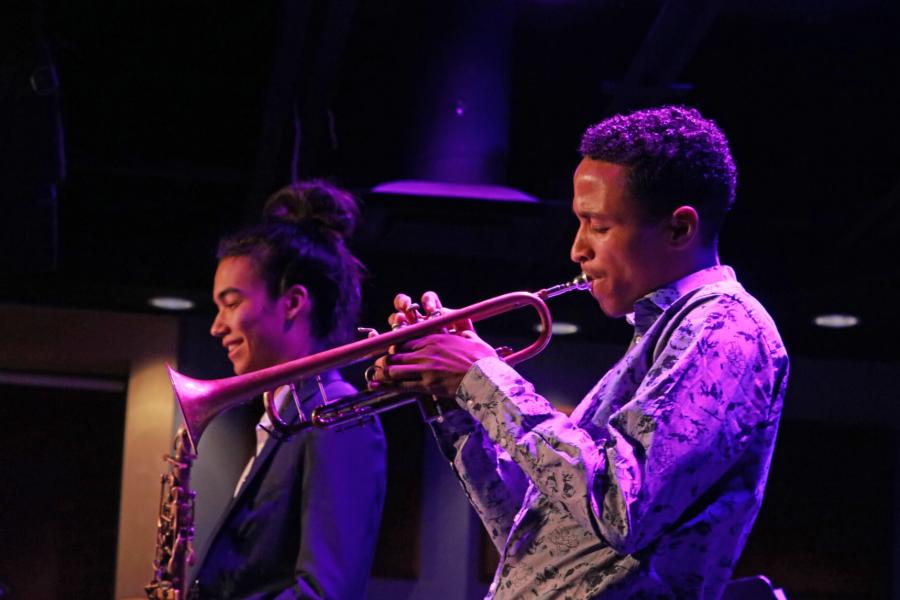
[224,339,243,359]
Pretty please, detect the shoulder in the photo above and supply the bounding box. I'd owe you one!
[641,284,788,414]
[322,378,358,399]
[308,381,386,455]
[284,377,386,454]
[645,282,788,394]
[673,279,786,357]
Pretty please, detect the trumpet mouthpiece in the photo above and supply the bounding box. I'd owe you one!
[539,273,592,299]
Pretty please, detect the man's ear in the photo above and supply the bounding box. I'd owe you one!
[282,284,310,320]
[669,205,700,248]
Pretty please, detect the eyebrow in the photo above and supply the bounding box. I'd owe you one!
[215,287,243,303]
[574,209,608,220]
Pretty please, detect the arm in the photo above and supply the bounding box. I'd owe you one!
[458,295,785,554]
[429,409,529,551]
[274,419,387,600]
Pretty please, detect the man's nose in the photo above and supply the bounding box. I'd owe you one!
[570,228,591,264]
[210,312,227,337]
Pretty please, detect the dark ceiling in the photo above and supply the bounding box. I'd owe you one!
[2,0,899,362]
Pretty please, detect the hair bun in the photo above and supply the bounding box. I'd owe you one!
[263,180,359,241]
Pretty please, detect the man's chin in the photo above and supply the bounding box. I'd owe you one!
[234,359,271,376]
[595,297,628,319]
[231,361,249,376]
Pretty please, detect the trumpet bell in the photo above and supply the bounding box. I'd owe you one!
[167,367,207,451]
[167,366,250,451]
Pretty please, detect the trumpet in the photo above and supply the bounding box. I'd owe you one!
[169,273,591,450]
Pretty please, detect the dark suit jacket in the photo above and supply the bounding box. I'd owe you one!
[194,371,387,599]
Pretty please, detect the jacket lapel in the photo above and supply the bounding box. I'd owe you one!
[194,371,344,573]
[218,372,340,509]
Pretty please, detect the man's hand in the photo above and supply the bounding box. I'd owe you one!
[369,291,497,398]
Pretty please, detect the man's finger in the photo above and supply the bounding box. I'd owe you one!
[451,317,476,333]
[382,363,425,381]
[394,293,413,312]
[421,291,444,315]
[397,334,447,352]
[367,378,430,395]
[389,312,409,330]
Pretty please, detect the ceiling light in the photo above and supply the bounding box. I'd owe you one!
[372,180,538,202]
[533,321,579,335]
[149,296,195,311]
[813,314,860,329]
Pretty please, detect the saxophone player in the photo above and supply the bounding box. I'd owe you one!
[193,181,386,599]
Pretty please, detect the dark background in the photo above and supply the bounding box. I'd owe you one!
[2,1,899,599]
[2,0,899,362]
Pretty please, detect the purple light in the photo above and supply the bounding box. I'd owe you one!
[372,180,538,203]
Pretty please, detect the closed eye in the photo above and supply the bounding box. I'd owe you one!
[216,287,245,308]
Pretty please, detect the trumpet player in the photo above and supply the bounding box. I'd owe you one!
[193,181,386,599]
[371,106,789,599]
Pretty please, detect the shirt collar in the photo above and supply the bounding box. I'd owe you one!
[626,265,736,336]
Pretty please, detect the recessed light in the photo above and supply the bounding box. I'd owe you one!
[533,321,579,335]
[149,296,195,311]
[813,314,860,329]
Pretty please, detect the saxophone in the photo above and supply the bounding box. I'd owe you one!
[146,426,197,599]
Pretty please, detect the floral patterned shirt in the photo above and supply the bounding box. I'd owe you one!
[431,266,789,599]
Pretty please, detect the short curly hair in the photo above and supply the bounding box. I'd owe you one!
[579,106,737,243]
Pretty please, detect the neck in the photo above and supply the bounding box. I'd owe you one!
[688,245,720,274]
[660,245,720,289]
[284,335,322,362]
[274,315,322,364]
